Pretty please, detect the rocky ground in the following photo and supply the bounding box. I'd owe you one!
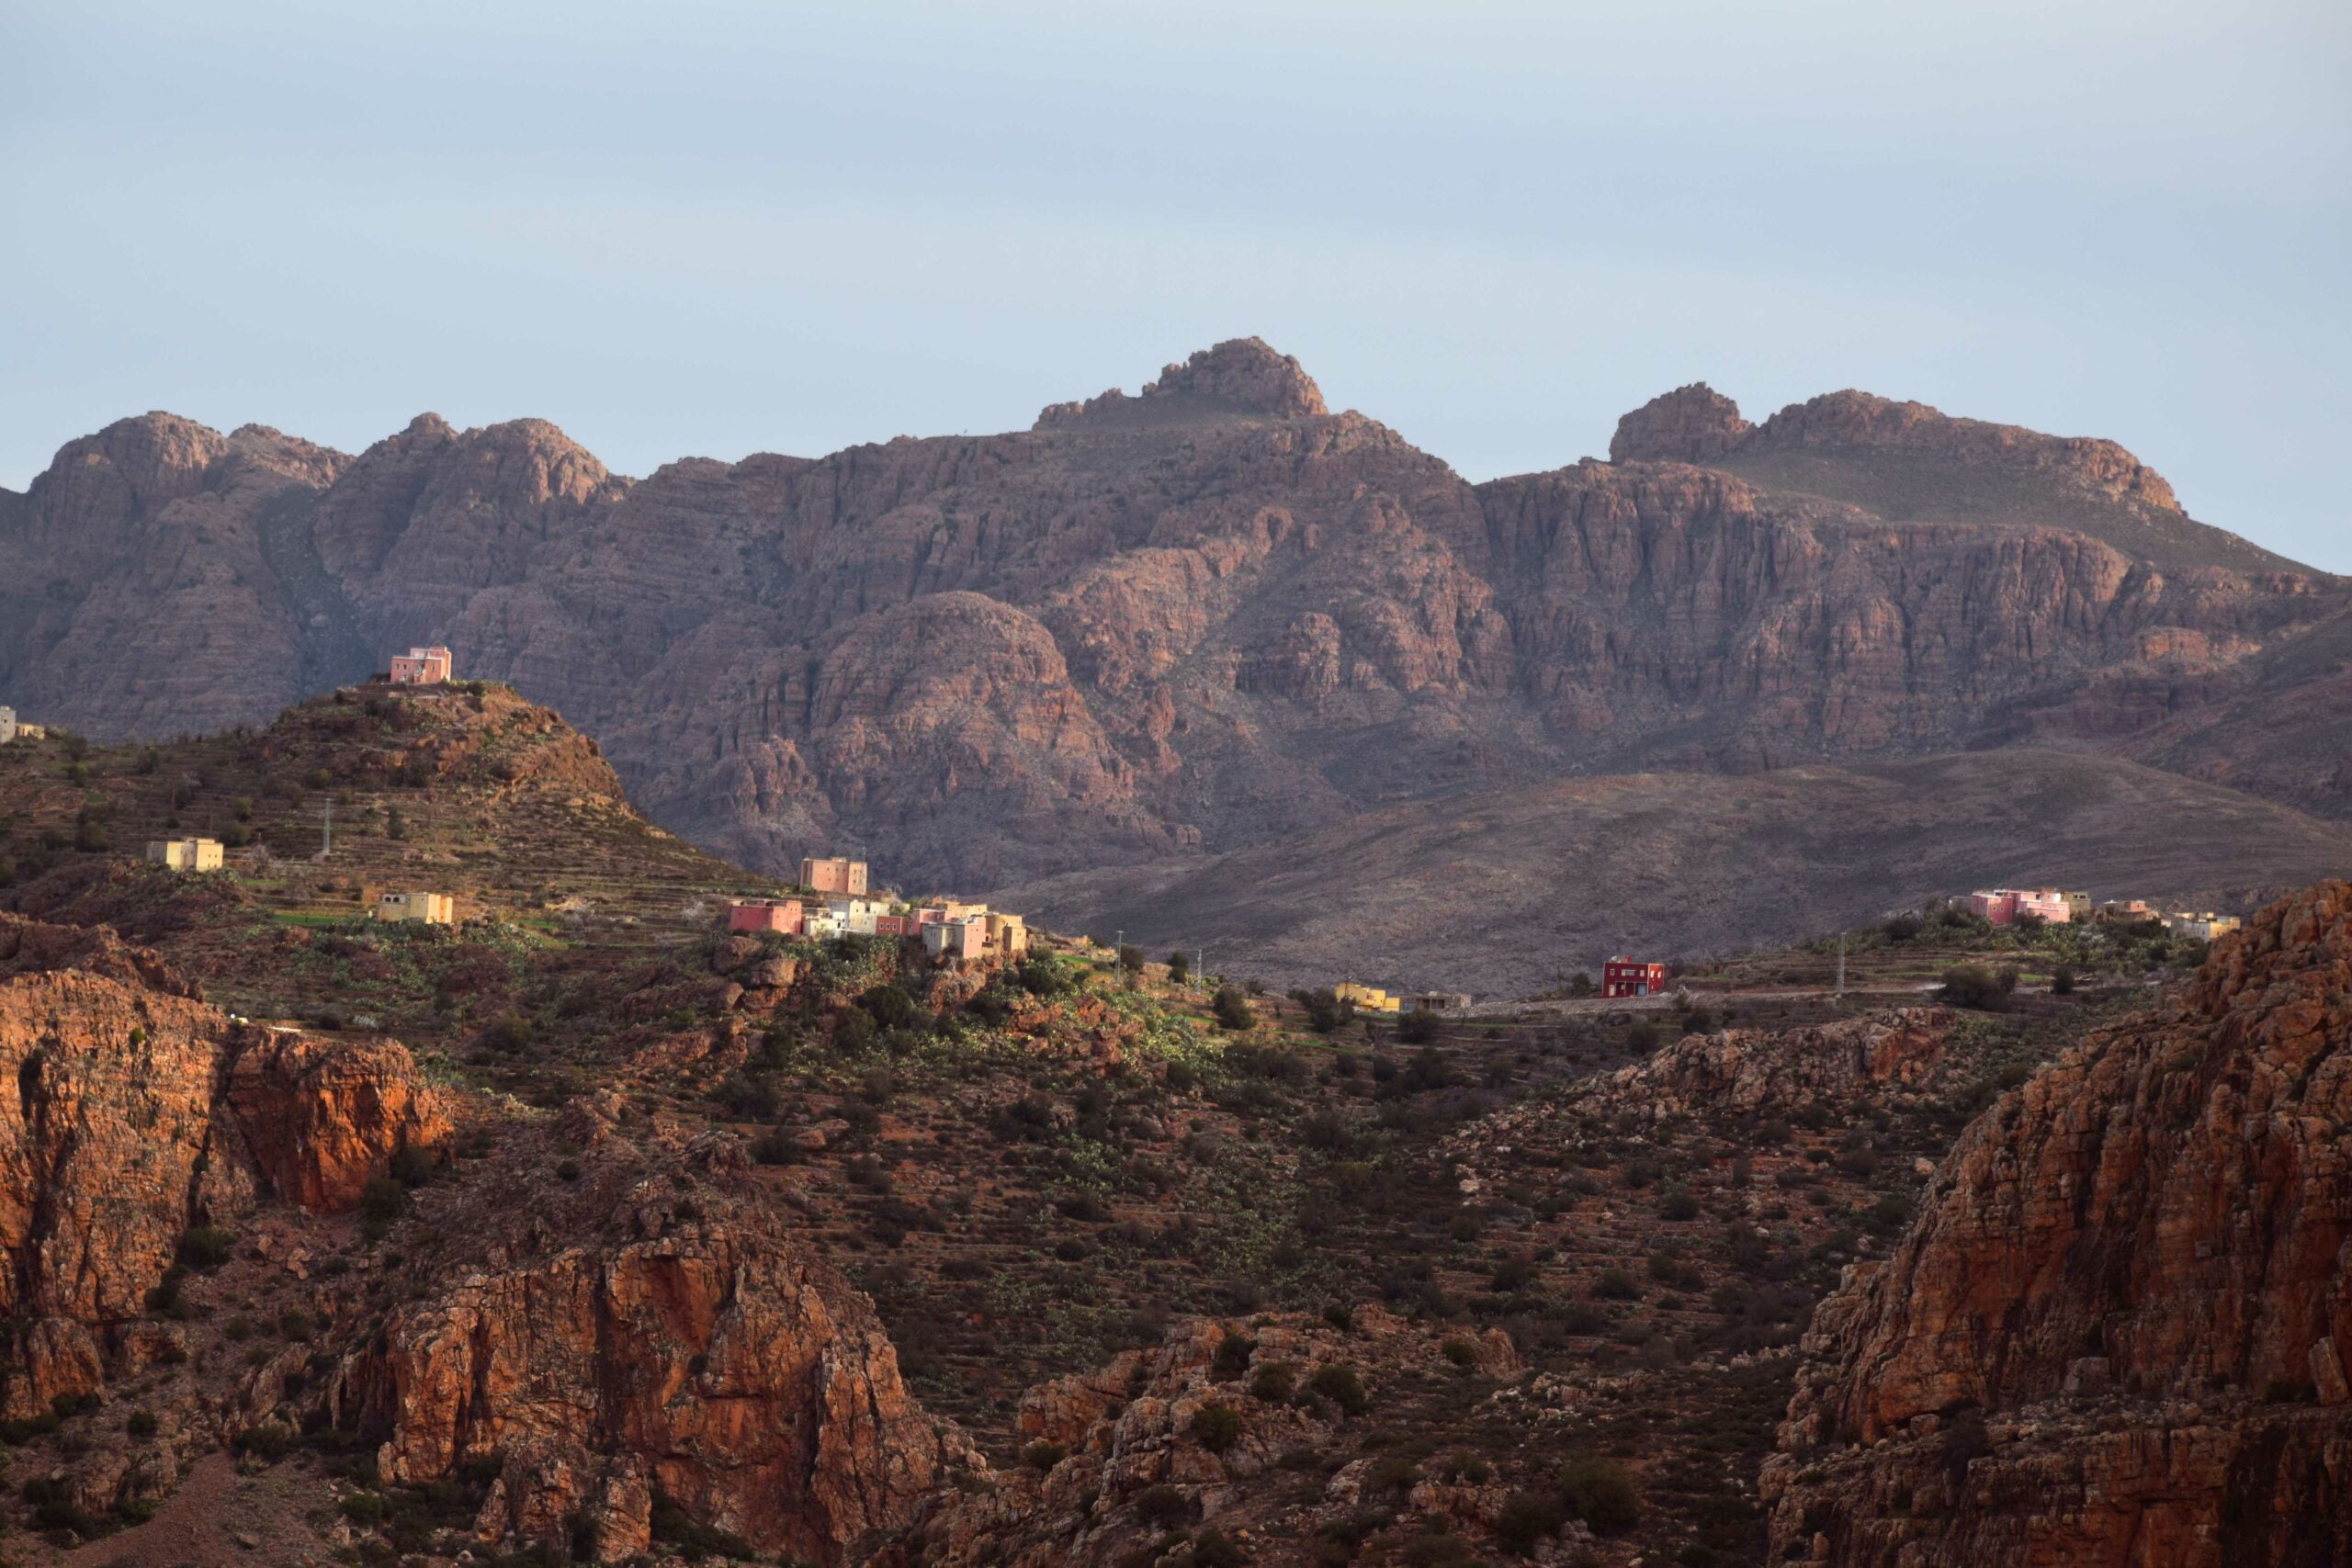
[0,686,2336,1568]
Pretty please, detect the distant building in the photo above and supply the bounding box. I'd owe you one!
[825,896,884,937]
[728,898,803,935]
[0,706,13,745]
[1968,888,2075,927]
[146,837,224,872]
[2060,890,2093,920]
[1600,958,1668,999]
[2165,911,2242,942]
[377,891,455,925]
[1410,991,1472,1014]
[800,856,868,896]
[1333,982,1403,1014]
[2097,898,2157,923]
[389,646,454,685]
[923,918,986,961]
[804,907,847,940]
[983,910,1028,958]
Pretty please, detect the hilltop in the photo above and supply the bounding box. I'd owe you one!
[3,341,2346,991]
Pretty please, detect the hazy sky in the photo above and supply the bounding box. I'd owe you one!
[6,1,2347,569]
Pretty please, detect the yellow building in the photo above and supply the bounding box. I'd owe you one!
[1333,982,1403,1014]
[983,910,1029,957]
[145,837,224,872]
[377,891,456,925]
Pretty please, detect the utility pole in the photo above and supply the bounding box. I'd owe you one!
[319,799,333,861]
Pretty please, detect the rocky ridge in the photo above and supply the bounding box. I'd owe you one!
[4,341,2345,986]
[1764,882,2352,1566]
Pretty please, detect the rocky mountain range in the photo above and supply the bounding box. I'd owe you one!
[6,340,2347,985]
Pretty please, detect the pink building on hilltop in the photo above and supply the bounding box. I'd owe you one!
[390,646,454,684]
[728,899,803,935]
[799,856,868,896]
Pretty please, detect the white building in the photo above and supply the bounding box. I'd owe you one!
[378,891,456,925]
[146,837,224,872]
[0,706,13,745]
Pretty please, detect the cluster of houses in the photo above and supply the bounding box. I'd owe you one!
[0,706,47,745]
[728,857,1029,964]
[1967,886,2241,942]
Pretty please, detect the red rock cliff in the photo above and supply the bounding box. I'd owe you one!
[1764,882,2352,1567]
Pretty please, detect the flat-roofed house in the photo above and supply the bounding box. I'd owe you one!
[389,646,454,685]
[728,899,803,935]
[146,837,224,872]
[377,891,456,925]
[800,857,869,896]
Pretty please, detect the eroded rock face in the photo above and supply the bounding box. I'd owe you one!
[1581,1009,1953,1122]
[1764,883,2352,1566]
[351,1177,975,1564]
[224,1031,449,1213]
[0,914,448,1416]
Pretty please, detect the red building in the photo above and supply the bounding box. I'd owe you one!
[389,645,454,684]
[728,898,802,935]
[1601,957,1668,999]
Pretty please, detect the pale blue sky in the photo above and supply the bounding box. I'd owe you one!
[6,1,2347,569]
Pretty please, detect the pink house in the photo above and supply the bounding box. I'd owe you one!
[874,914,915,937]
[728,899,803,935]
[1969,888,2074,927]
[800,857,868,896]
[390,646,454,684]
[923,919,987,961]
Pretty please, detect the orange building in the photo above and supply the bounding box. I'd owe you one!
[799,856,868,896]
[390,646,454,684]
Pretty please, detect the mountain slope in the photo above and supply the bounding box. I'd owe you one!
[1001,750,2352,995]
[3,342,2342,939]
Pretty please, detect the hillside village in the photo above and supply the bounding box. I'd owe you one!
[0,652,2273,1026]
[0,644,2339,1568]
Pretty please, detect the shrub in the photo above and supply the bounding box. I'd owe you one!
[555,1157,582,1181]
[1191,1403,1244,1454]
[1133,1483,1196,1529]
[1166,950,1191,982]
[1396,1009,1441,1044]
[1290,987,1355,1033]
[1190,1529,1247,1568]
[1117,943,1145,974]
[127,1409,158,1438]
[1497,1489,1568,1551]
[359,1175,408,1225]
[1658,1185,1700,1222]
[178,1224,237,1269]
[1592,1267,1640,1301]
[1625,1021,1661,1051]
[1306,1364,1370,1416]
[1213,984,1254,1032]
[1022,1439,1068,1471]
[478,1011,536,1054]
[235,1421,297,1462]
[1883,912,1925,942]
[2052,964,2076,997]
[1442,1337,1480,1368]
[1939,964,2017,1010]
[1560,1454,1641,1534]
[1249,1361,1295,1404]
[751,1127,804,1166]
[1213,1329,1256,1378]
[340,1490,388,1524]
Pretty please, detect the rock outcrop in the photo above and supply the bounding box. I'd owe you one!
[1609,381,1752,463]
[1578,1008,1953,1122]
[0,915,445,1416]
[1763,883,2352,1566]
[223,1031,449,1213]
[335,1112,978,1564]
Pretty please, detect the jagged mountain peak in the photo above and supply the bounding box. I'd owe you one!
[1035,335,1329,428]
[1609,382,1752,464]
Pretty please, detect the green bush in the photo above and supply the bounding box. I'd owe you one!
[127,1409,158,1438]
[1658,1185,1700,1222]
[1249,1361,1295,1404]
[1190,1403,1244,1454]
[1213,984,1254,1032]
[1306,1364,1370,1416]
[1939,964,2018,1010]
[1022,1439,1067,1471]
[1133,1483,1195,1529]
[1560,1453,1641,1534]
[1213,1329,1255,1378]
[178,1224,236,1269]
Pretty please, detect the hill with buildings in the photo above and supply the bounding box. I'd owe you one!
[3,340,2347,993]
[0,678,2342,1566]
